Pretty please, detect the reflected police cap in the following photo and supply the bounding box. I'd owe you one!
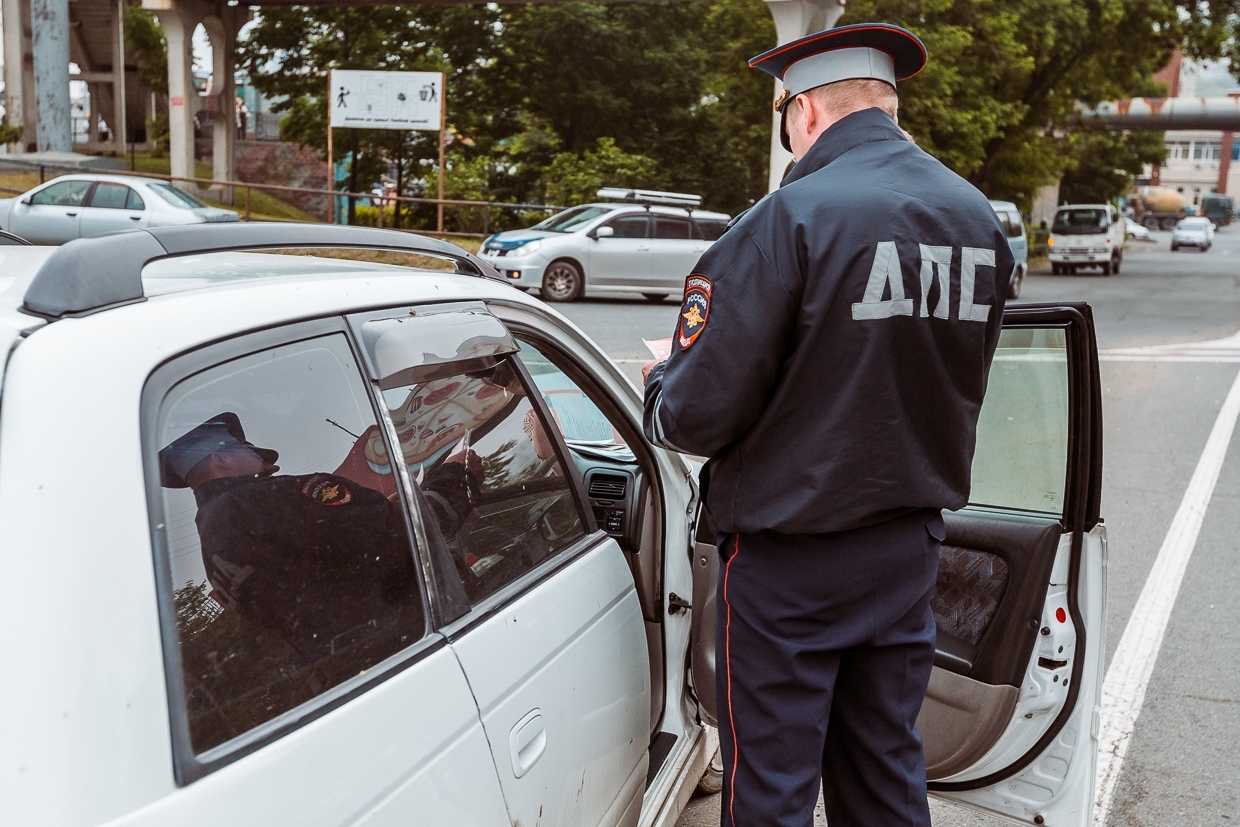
[159,411,280,488]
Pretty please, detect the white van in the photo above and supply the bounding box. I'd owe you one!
[1048,204,1124,275]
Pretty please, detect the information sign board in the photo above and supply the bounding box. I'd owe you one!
[329,70,443,131]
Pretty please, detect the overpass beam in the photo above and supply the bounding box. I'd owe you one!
[762,0,845,192]
[30,0,71,151]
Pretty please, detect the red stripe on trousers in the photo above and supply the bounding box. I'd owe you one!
[725,533,741,826]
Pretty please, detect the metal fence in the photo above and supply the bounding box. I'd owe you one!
[0,156,562,239]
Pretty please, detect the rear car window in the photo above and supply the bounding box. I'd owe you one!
[89,183,143,210]
[605,215,650,239]
[694,219,728,240]
[152,334,426,755]
[654,216,693,239]
[150,182,207,209]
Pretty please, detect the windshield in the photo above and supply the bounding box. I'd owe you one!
[1177,220,1209,230]
[532,205,614,233]
[1052,209,1109,235]
[149,183,207,209]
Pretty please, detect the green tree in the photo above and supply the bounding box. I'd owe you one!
[543,137,666,206]
[123,5,168,96]
[842,0,1240,209]
[1059,131,1168,205]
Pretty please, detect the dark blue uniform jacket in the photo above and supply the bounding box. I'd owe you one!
[643,107,1012,535]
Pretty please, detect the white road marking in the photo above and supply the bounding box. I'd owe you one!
[1101,329,1240,364]
[1094,363,1240,826]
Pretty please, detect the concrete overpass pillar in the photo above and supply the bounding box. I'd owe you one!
[148,0,202,183]
[1,0,37,150]
[762,0,846,192]
[30,0,71,151]
[200,6,249,203]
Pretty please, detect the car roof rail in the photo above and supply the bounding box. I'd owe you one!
[596,187,703,208]
[21,223,505,320]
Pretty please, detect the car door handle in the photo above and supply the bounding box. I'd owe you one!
[509,709,546,779]
[129,215,141,220]
[66,212,78,217]
[636,245,650,252]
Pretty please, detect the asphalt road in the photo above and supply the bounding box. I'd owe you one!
[554,224,1240,826]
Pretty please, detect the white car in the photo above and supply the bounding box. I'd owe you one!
[1124,218,1151,240]
[1048,203,1124,275]
[0,225,1107,827]
[0,174,238,245]
[479,189,730,302]
[1170,217,1214,251]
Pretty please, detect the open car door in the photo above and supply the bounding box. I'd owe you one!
[689,302,1105,826]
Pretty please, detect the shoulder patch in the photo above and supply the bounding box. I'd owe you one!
[301,474,354,506]
[678,275,712,350]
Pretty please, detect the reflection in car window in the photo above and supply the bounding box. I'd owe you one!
[29,180,91,207]
[606,215,650,239]
[89,183,141,210]
[532,205,614,233]
[655,217,693,239]
[969,328,1068,514]
[150,182,208,209]
[154,334,425,755]
[374,358,586,605]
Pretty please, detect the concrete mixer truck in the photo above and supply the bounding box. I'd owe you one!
[1129,186,1188,230]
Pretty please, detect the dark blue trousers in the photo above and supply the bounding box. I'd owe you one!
[715,509,943,827]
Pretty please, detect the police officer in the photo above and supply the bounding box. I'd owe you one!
[159,412,419,670]
[642,23,1013,827]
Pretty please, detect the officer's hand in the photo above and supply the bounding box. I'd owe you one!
[641,359,666,385]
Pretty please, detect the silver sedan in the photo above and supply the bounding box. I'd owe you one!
[0,174,238,245]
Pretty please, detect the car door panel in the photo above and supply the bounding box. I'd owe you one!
[116,644,512,827]
[686,303,1104,826]
[589,215,652,288]
[80,183,147,236]
[448,538,650,827]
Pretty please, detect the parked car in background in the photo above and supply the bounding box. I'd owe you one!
[1170,217,1214,251]
[479,189,730,302]
[0,174,238,245]
[1048,204,1124,275]
[990,200,1027,299]
[1124,218,1151,241]
[0,224,1108,827]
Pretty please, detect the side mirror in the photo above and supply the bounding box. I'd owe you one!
[20,197,31,206]
[594,226,614,239]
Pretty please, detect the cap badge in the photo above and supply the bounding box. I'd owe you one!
[773,88,790,111]
[678,275,712,350]
[302,474,353,506]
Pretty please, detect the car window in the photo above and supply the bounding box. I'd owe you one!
[375,356,587,606]
[693,219,728,240]
[968,328,1068,515]
[1052,209,1108,235]
[29,180,91,207]
[533,205,614,233]
[654,216,693,239]
[150,182,207,209]
[516,341,630,451]
[88,183,142,210]
[1005,211,1024,238]
[153,334,426,755]
[605,215,650,239]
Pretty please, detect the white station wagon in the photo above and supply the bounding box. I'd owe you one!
[0,224,1106,826]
